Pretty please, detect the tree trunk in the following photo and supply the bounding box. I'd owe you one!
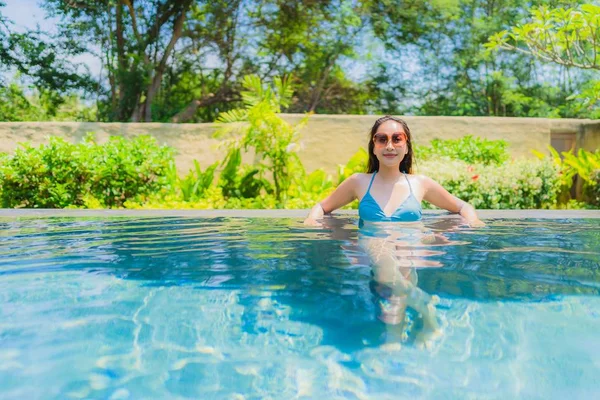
[142,0,191,122]
[308,56,336,112]
[115,2,128,120]
[130,0,191,122]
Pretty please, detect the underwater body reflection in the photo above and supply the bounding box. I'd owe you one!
[318,216,472,349]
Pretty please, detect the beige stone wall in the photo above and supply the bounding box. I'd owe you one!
[578,121,600,154]
[0,115,597,175]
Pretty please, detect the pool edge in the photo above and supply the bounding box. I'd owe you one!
[0,209,599,219]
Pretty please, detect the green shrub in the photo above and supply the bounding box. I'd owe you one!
[533,146,600,207]
[84,135,175,207]
[0,135,175,208]
[217,148,272,199]
[179,160,218,202]
[337,148,368,184]
[0,137,89,208]
[417,159,561,209]
[416,135,510,165]
[585,169,600,207]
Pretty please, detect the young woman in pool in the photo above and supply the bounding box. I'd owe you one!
[304,115,484,347]
[304,115,484,228]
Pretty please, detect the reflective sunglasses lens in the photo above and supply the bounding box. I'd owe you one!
[374,134,388,145]
[392,134,405,144]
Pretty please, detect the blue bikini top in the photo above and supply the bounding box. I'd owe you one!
[358,172,422,223]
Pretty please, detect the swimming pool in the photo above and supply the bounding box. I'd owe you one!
[1,212,599,399]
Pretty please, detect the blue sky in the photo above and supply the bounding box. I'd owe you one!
[3,0,50,30]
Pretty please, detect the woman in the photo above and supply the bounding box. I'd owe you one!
[304,115,483,227]
[304,115,484,347]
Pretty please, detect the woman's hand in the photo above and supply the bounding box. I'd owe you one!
[303,217,323,227]
[467,218,486,228]
[304,203,325,227]
[458,203,485,227]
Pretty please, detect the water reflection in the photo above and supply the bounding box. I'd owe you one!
[317,216,471,348]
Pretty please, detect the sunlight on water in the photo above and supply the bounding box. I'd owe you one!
[0,216,599,399]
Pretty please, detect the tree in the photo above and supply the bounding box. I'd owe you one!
[368,0,588,118]
[487,4,600,115]
[250,0,369,113]
[44,0,195,122]
[0,1,96,121]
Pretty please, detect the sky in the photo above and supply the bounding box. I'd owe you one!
[3,0,49,29]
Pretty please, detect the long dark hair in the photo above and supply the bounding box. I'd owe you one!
[367,116,414,174]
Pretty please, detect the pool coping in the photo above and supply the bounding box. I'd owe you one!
[0,209,599,219]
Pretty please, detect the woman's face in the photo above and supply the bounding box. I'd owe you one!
[372,120,408,168]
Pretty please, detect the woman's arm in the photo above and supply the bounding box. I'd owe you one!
[420,175,485,227]
[304,174,360,226]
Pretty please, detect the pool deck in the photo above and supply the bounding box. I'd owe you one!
[0,209,599,219]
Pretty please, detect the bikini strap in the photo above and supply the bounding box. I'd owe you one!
[403,172,414,195]
[366,171,377,194]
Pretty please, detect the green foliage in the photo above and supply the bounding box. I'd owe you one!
[0,135,174,208]
[563,148,600,206]
[4,131,597,210]
[217,148,272,199]
[0,137,87,208]
[562,149,600,185]
[0,83,45,121]
[83,135,175,208]
[487,5,600,71]
[587,170,600,206]
[215,75,307,206]
[533,146,600,205]
[0,82,97,122]
[416,135,510,165]
[487,4,600,115]
[300,169,334,194]
[417,159,561,209]
[179,160,218,202]
[4,1,600,121]
[337,148,368,184]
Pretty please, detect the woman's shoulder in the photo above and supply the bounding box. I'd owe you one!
[351,172,374,179]
[408,173,433,183]
[405,173,435,196]
[348,173,374,185]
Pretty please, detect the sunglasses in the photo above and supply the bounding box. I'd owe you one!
[373,132,407,147]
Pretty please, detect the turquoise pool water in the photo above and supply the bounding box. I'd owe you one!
[0,216,599,399]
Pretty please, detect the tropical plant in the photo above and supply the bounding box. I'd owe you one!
[179,160,218,201]
[337,148,368,184]
[533,146,600,205]
[214,75,309,206]
[588,170,600,206]
[563,149,600,185]
[217,148,272,199]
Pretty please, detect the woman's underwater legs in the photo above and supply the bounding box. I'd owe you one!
[359,235,442,346]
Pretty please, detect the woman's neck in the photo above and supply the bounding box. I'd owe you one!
[376,165,403,182]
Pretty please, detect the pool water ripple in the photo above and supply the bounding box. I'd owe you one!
[0,216,599,399]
